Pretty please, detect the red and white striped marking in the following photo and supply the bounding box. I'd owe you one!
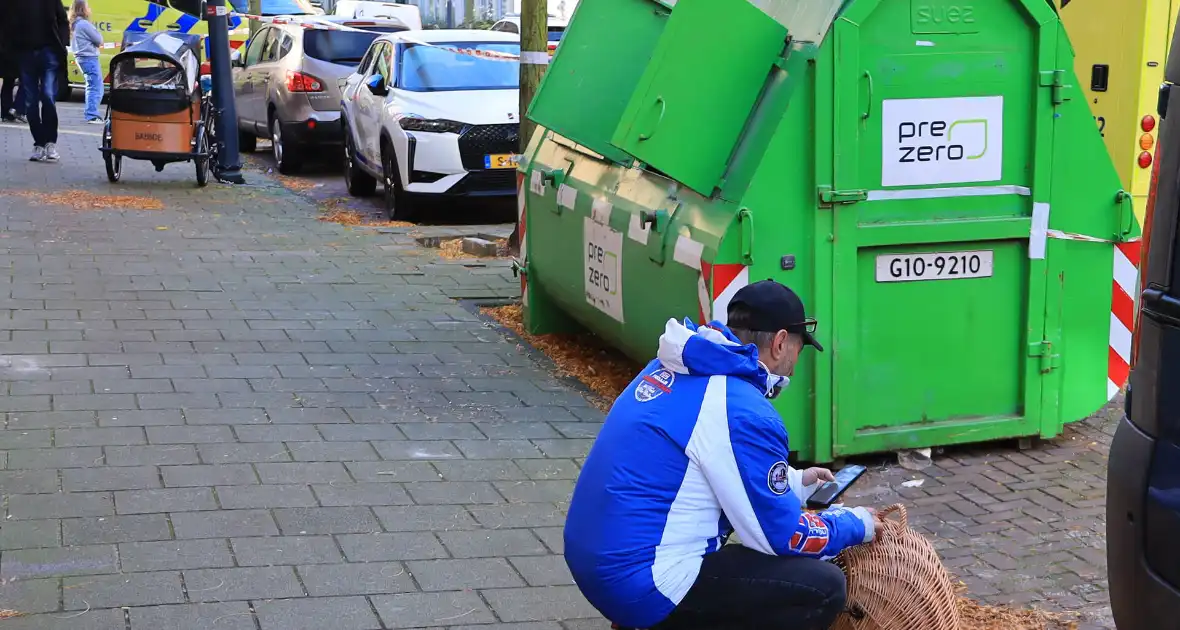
[1109,240,1141,399]
[517,171,528,306]
[698,262,749,325]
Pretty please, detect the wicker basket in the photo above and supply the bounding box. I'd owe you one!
[831,504,961,630]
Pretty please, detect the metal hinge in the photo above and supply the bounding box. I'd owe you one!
[1028,340,1061,373]
[1038,70,1071,105]
[818,186,868,207]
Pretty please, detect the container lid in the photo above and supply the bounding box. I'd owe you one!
[745,0,844,43]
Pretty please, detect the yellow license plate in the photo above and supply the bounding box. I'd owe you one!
[485,153,519,169]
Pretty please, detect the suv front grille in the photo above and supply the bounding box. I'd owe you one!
[457,124,520,170]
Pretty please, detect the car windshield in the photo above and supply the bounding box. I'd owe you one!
[397,42,519,92]
[229,0,317,15]
[305,28,399,64]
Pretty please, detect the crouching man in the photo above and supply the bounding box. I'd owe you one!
[564,280,882,630]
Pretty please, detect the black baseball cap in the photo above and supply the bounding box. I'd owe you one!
[727,280,823,352]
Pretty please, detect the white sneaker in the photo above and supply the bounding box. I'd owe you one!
[29,146,45,162]
[44,143,59,161]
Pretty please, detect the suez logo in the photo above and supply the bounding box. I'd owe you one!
[880,96,1004,187]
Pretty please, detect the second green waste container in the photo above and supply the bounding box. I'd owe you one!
[515,0,1141,461]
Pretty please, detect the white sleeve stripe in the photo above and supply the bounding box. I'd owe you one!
[786,466,811,504]
[850,506,876,544]
[688,376,775,555]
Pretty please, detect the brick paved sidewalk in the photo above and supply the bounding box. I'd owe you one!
[0,105,1114,629]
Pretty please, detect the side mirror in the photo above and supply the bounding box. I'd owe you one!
[365,74,387,96]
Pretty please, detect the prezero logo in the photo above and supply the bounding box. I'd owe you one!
[881,96,1003,187]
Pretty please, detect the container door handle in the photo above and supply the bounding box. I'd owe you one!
[738,208,754,265]
[862,71,874,120]
[639,96,666,141]
[1115,190,1135,241]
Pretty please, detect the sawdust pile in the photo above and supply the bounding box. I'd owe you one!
[483,304,639,408]
[7,190,163,210]
[957,596,1078,630]
[437,238,509,260]
[317,199,413,228]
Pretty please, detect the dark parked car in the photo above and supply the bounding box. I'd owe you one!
[1106,13,1180,630]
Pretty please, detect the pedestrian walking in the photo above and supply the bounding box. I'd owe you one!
[0,26,27,123]
[70,0,105,125]
[4,0,70,161]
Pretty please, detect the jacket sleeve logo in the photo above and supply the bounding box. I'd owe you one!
[768,461,790,495]
[634,368,675,402]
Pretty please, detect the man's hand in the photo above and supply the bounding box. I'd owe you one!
[801,467,835,487]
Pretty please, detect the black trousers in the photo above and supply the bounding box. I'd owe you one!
[650,545,847,630]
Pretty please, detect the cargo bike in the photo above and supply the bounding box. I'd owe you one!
[100,32,215,186]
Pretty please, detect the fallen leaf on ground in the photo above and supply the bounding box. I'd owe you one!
[483,304,639,410]
[0,609,25,619]
[6,190,163,210]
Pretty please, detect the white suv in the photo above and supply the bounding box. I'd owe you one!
[339,29,521,221]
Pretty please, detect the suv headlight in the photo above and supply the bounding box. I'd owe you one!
[398,118,467,134]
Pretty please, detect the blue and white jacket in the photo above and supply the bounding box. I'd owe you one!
[564,318,875,629]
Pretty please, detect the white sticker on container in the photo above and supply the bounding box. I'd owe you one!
[1029,202,1050,260]
[628,213,650,244]
[673,236,704,271]
[881,96,1004,188]
[591,198,612,225]
[530,170,545,196]
[558,184,578,210]
[584,217,625,323]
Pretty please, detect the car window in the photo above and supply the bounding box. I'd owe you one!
[505,22,519,34]
[260,29,282,63]
[305,29,397,66]
[356,41,379,75]
[230,0,317,15]
[244,28,270,66]
[374,42,392,81]
[279,33,294,59]
[398,42,520,92]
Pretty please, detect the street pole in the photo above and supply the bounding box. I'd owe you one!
[204,0,245,183]
[248,0,262,35]
[509,0,547,254]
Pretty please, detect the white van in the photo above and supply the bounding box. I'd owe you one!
[333,1,422,30]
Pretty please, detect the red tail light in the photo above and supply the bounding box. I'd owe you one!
[548,43,557,51]
[1143,115,1157,132]
[1139,150,1154,169]
[286,70,324,93]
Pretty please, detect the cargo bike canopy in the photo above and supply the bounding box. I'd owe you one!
[518,0,1138,460]
[110,32,203,115]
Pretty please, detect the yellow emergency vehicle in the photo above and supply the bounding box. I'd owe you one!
[1056,0,1180,225]
[61,0,306,97]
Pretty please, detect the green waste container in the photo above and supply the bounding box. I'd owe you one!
[515,0,1141,461]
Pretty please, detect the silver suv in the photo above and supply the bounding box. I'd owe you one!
[231,17,408,173]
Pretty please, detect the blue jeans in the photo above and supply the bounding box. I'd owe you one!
[19,47,61,146]
[78,56,102,121]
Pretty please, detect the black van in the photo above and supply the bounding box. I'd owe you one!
[1105,17,1180,630]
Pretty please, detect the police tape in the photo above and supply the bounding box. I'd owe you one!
[229,13,526,62]
[1046,230,1142,244]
